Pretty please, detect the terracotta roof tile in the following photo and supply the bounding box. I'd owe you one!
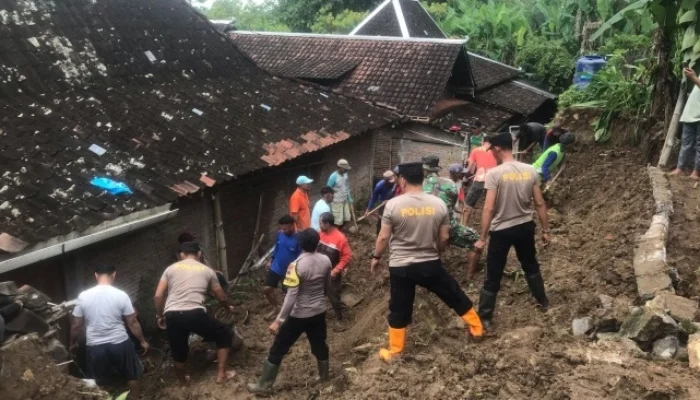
[0,0,393,248]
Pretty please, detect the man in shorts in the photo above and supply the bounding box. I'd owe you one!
[154,242,235,385]
[463,140,498,226]
[71,263,149,398]
[265,215,301,318]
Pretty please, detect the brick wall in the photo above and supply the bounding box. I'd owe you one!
[373,123,465,178]
[219,132,376,277]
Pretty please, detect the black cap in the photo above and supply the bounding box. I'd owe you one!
[421,155,441,172]
[398,162,424,177]
[179,241,201,254]
[485,132,513,149]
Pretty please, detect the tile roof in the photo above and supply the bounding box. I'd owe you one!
[230,32,468,117]
[475,80,556,115]
[351,0,446,39]
[468,53,521,91]
[435,101,515,133]
[0,0,392,249]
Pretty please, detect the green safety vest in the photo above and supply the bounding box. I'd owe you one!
[532,143,564,173]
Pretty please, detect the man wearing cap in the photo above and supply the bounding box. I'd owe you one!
[533,132,575,188]
[463,141,498,226]
[370,162,483,363]
[543,122,569,151]
[365,170,396,234]
[422,155,481,282]
[327,159,353,228]
[311,186,334,231]
[476,132,551,328]
[154,242,236,385]
[290,176,314,230]
[264,215,301,319]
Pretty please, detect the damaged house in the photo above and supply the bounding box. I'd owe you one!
[0,0,396,333]
[229,2,556,178]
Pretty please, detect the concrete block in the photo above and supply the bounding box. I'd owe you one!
[646,294,699,322]
[636,273,674,300]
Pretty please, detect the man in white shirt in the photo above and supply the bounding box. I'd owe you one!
[311,186,334,231]
[671,67,700,179]
[71,263,149,398]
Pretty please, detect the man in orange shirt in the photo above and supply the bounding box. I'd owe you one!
[463,141,498,228]
[290,176,313,230]
[317,212,353,321]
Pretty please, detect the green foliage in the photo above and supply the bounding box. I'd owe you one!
[278,0,381,32]
[516,37,576,93]
[311,7,368,33]
[205,0,290,32]
[558,52,652,142]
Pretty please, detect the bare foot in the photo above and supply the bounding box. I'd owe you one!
[691,171,699,180]
[669,168,684,176]
[216,370,236,384]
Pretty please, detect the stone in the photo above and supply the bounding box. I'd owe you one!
[572,317,594,336]
[352,343,373,354]
[688,333,700,370]
[645,294,699,323]
[676,346,690,362]
[599,294,614,309]
[652,336,679,360]
[619,309,679,348]
[500,326,543,344]
[414,354,435,363]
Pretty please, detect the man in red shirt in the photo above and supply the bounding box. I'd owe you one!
[290,176,313,230]
[463,142,498,227]
[317,212,352,321]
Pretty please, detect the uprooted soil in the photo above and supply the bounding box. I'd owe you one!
[27,145,700,399]
[667,176,700,298]
[129,146,700,400]
[1,335,109,400]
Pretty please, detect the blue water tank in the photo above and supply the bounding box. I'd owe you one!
[573,55,607,89]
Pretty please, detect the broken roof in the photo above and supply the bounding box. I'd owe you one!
[476,80,557,115]
[0,0,392,250]
[230,32,469,117]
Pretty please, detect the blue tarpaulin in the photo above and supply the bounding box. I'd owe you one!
[90,177,133,195]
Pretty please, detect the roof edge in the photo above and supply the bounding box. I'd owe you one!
[512,80,557,99]
[349,0,392,35]
[468,51,520,72]
[231,30,468,45]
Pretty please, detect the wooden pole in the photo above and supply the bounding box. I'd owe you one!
[658,87,686,167]
[213,191,229,280]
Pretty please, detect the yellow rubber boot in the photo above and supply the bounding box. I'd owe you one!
[379,327,406,363]
[461,308,483,339]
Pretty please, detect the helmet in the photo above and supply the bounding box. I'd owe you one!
[559,132,576,145]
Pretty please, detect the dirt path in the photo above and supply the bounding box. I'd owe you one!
[139,148,700,399]
[667,176,700,298]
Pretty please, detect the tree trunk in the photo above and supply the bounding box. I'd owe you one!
[651,28,674,120]
[658,87,686,167]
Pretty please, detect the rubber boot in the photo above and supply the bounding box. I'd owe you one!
[317,359,330,382]
[247,360,279,395]
[477,290,497,329]
[378,327,406,363]
[525,272,549,311]
[461,308,483,339]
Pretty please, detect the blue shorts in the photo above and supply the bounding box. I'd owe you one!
[87,339,143,383]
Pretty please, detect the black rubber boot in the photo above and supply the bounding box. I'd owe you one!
[477,290,497,328]
[247,361,279,395]
[317,359,330,382]
[525,272,549,311]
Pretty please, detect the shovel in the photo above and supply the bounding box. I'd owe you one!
[348,203,360,233]
[357,201,387,222]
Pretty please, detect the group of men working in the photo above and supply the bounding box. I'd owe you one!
[66,123,574,397]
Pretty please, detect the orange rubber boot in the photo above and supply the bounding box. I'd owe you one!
[379,327,406,363]
[461,308,483,338]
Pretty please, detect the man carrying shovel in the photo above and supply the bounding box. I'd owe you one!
[533,132,575,190]
[327,159,354,230]
[365,170,396,234]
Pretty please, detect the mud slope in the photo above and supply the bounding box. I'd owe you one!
[142,148,700,400]
[667,176,700,298]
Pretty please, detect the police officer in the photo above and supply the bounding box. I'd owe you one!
[476,133,551,328]
[422,155,482,283]
[370,162,483,363]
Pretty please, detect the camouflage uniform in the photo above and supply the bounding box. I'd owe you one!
[423,172,480,250]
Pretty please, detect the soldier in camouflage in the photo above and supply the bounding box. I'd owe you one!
[422,156,483,284]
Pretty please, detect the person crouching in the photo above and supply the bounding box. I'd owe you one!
[248,228,333,394]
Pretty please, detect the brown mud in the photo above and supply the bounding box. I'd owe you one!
[13,145,700,399]
[667,176,700,298]
[136,147,700,399]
